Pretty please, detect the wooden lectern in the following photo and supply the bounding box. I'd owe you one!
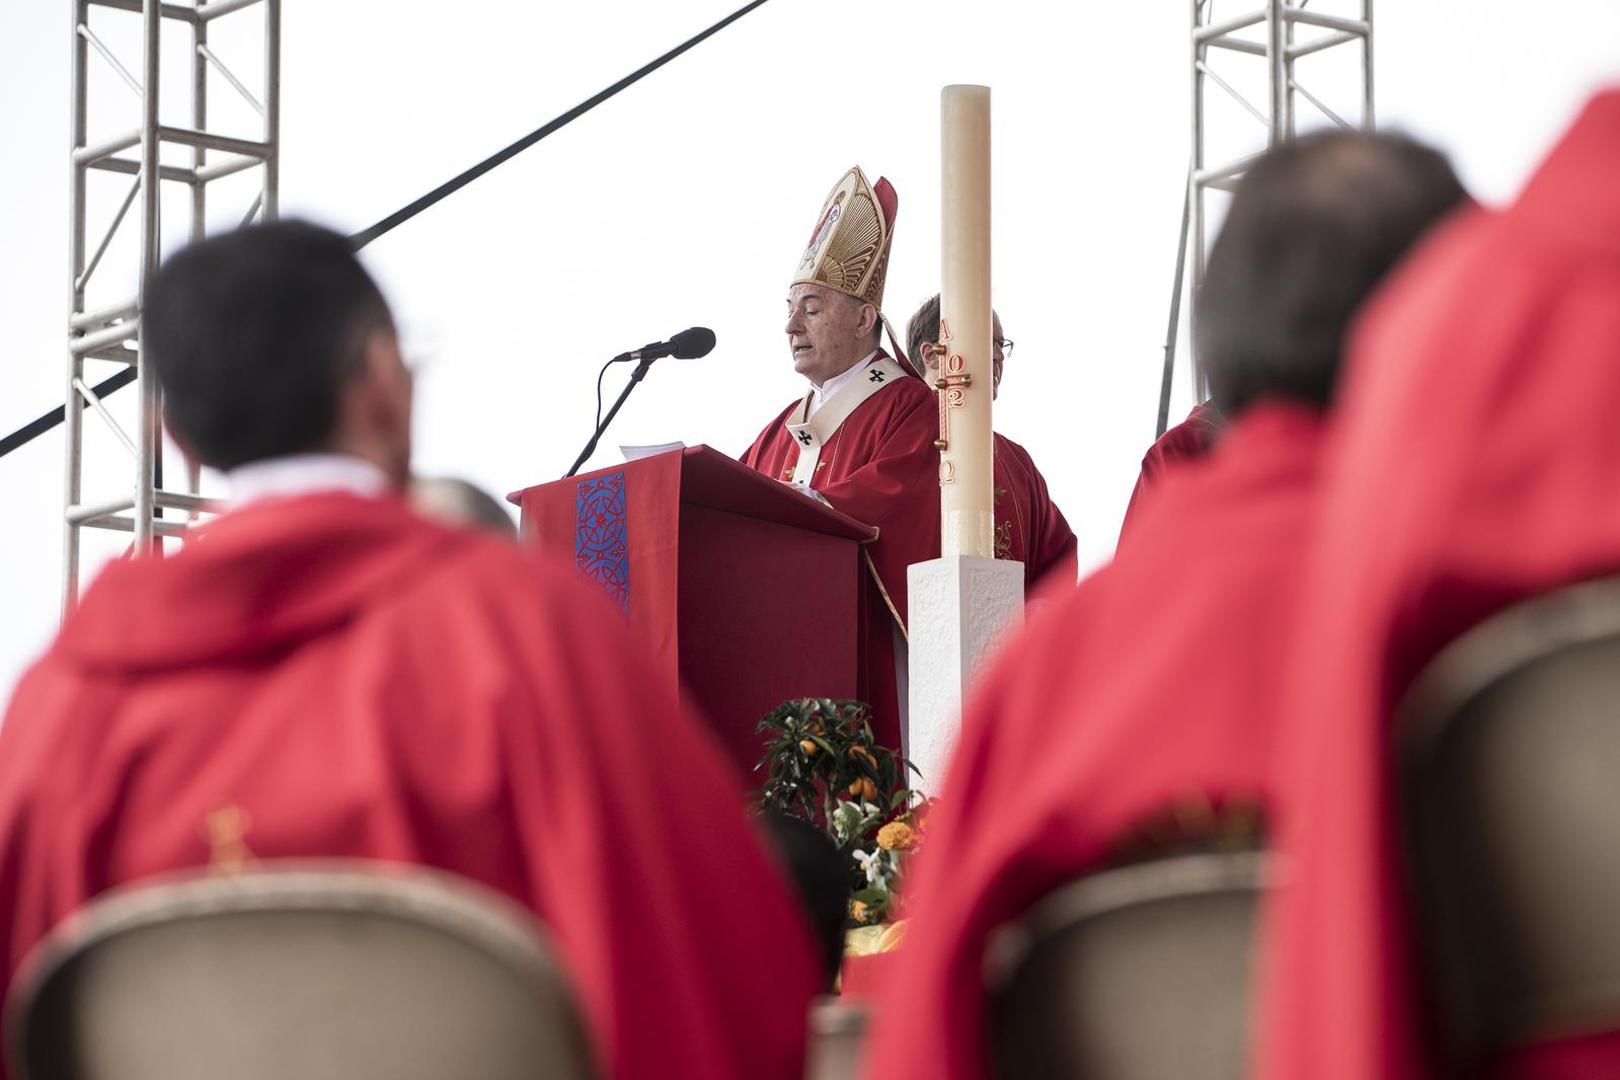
[512,446,878,774]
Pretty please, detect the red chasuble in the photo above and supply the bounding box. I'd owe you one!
[993,432,1078,591]
[1118,402,1223,546]
[0,494,821,1080]
[1260,91,1620,1080]
[864,404,1325,1080]
[742,358,941,748]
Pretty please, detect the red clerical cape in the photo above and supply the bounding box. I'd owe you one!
[1118,402,1223,546]
[864,404,1325,1080]
[993,432,1078,592]
[0,494,822,1080]
[742,361,941,748]
[1260,91,1620,1080]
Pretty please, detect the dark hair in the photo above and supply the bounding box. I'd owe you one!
[1195,130,1465,417]
[904,293,942,378]
[760,813,848,991]
[143,220,394,470]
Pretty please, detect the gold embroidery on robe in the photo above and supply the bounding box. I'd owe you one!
[203,805,256,874]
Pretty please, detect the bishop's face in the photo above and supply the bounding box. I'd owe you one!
[785,284,874,387]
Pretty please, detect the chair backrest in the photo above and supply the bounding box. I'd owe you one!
[984,850,1268,1080]
[1398,575,1620,1069]
[804,995,869,1080]
[5,861,596,1080]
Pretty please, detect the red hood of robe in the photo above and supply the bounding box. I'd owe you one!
[57,494,466,671]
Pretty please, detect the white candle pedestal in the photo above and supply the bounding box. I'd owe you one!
[905,554,1024,793]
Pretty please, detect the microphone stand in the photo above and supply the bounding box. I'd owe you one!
[565,354,656,477]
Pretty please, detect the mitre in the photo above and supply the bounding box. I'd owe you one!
[792,166,899,310]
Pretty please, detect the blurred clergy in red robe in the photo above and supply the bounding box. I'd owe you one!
[0,223,821,1080]
[904,293,1078,592]
[742,166,940,749]
[863,132,1465,1080]
[1262,90,1620,1080]
[1117,401,1223,545]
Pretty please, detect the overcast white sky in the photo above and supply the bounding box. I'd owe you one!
[2,1,1617,709]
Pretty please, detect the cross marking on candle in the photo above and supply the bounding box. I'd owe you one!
[933,342,973,481]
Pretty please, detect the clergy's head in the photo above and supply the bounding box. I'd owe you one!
[144,221,414,486]
[904,293,1007,399]
[1196,130,1465,419]
[784,282,882,386]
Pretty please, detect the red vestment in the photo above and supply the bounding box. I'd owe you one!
[0,494,822,1080]
[993,432,1078,591]
[742,363,941,748]
[863,404,1325,1080]
[1259,91,1620,1080]
[1118,402,1223,545]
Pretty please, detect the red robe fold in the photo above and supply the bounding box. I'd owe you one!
[0,494,821,1080]
[1260,90,1620,1080]
[863,404,1325,1080]
[742,364,941,748]
[1118,402,1223,546]
[993,432,1078,592]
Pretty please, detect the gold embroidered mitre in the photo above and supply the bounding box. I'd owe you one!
[792,166,899,309]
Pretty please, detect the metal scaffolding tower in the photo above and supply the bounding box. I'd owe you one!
[1159,0,1373,433]
[63,0,280,610]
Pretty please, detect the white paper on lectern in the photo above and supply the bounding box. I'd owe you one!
[619,441,686,461]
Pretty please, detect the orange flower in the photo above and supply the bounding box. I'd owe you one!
[851,900,871,924]
[876,821,916,852]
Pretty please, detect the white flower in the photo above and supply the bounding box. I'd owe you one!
[853,848,882,883]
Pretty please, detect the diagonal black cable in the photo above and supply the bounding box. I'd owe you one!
[349,0,774,251]
[0,0,776,462]
[0,369,136,461]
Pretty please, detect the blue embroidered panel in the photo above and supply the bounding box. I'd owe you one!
[575,471,629,612]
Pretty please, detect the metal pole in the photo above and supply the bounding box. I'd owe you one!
[1190,0,1208,402]
[1284,0,1298,138]
[134,0,160,553]
[263,0,280,219]
[1157,167,1194,438]
[64,0,90,613]
[1363,0,1375,129]
[191,18,206,240]
[1267,0,1287,146]
[188,3,206,501]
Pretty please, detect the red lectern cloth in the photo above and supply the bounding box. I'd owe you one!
[1260,91,1620,1080]
[863,404,1325,1080]
[0,493,822,1080]
[515,449,873,772]
[519,450,685,686]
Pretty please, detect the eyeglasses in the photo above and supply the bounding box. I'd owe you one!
[993,338,1014,355]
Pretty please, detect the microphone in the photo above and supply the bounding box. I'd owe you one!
[566,327,717,478]
[628,326,716,362]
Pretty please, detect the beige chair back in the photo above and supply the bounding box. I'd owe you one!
[804,995,869,1080]
[5,861,595,1080]
[1399,575,1620,1070]
[985,851,1267,1080]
